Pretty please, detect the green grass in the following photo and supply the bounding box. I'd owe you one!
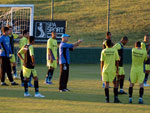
[0,64,150,113]
[0,0,150,47]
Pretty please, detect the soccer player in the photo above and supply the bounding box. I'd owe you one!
[141,35,150,86]
[18,36,45,97]
[102,31,114,88]
[19,30,33,87]
[59,34,82,92]
[113,36,128,94]
[45,31,58,84]
[101,39,121,103]
[0,27,18,86]
[129,41,147,104]
[7,25,22,79]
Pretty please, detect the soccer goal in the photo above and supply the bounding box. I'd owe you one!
[0,4,34,36]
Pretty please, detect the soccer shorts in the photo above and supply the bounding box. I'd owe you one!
[130,69,145,84]
[10,54,16,63]
[102,71,116,82]
[23,66,37,78]
[47,60,57,68]
[145,64,150,71]
[118,67,125,75]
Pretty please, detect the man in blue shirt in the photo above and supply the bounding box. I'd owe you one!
[0,27,18,86]
[59,34,82,92]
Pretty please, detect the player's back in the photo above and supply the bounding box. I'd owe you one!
[19,37,28,49]
[131,48,147,69]
[101,48,119,72]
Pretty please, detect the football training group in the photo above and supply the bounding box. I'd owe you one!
[0,26,150,104]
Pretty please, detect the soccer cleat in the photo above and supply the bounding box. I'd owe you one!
[24,92,32,97]
[13,74,20,79]
[59,89,67,92]
[138,98,144,104]
[105,98,109,103]
[144,83,150,87]
[129,98,132,104]
[11,82,19,85]
[44,80,52,85]
[118,91,127,95]
[28,83,34,87]
[65,89,70,92]
[114,98,121,103]
[34,93,45,98]
[1,82,9,86]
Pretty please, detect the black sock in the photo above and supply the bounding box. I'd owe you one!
[139,87,144,98]
[24,80,28,93]
[144,73,149,83]
[114,88,118,99]
[105,88,109,100]
[120,78,124,89]
[129,87,133,98]
[20,70,24,83]
[12,66,17,75]
[34,81,39,93]
[48,69,54,81]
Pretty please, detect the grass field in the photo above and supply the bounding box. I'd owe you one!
[0,64,150,113]
[0,0,150,47]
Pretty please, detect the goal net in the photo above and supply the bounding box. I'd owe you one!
[0,4,34,36]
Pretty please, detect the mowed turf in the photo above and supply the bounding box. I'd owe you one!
[0,64,150,113]
[0,0,150,47]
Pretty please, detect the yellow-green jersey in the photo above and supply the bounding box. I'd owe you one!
[131,48,147,71]
[19,37,28,49]
[141,42,148,51]
[101,48,119,73]
[18,44,34,69]
[47,38,57,61]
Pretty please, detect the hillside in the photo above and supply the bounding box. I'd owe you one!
[0,0,150,47]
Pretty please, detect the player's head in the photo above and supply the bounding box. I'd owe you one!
[106,39,112,48]
[144,34,149,42]
[61,34,70,42]
[121,36,128,45]
[7,25,13,35]
[106,31,111,39]
[23,30,29,38]
[135,41,141,48]
[1,27,9,36]
[51,31,56,39]
[28,36,35,44]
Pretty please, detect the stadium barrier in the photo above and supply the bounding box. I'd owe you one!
[15,47,132,64]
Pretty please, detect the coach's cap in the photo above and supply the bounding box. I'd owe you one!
[61,34,70,38]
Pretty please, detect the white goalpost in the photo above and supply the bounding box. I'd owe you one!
[0,4,34,36]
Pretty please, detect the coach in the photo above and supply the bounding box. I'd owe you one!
[59,34,82,92]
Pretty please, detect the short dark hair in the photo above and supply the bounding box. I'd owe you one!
[121,36,128,41]
[106,32,111,37]
[135,41,141,47]
[7,25,12,29]
[1,27,9,33]
[23,30,29,35]
[29,36,35,43]
[106,39,112,47]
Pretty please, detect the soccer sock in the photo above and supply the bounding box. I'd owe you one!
[20,70,24,84]
[34,80,39,93]
[28,74,33,85]
[129,87,133,98]
[105,88,109,100]
[120,78,124,90]
[139,87,144,98]
[144,73,149,83]
[48,69,54,81]
[24,80,28,93]
[12,66,17,75]
[114,88,118,99]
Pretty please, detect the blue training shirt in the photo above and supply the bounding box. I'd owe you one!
[0,35,12,57]
[59,42,74,64]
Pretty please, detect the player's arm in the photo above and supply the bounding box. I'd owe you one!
[17,47,24,61]
[115,60,119,75]
[101,61,104,75]
[115,50,120,75]
[29,46,35,66]
[73,39,83,49]
[48,49,55,63]
[100,50,104,75]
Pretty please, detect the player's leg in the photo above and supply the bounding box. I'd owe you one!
[144,64,150,86]
[138,83,144,104]
[104,82,109,103]
[28,73,33,87]
[128,82,134,103]
[113,78,121,103]
[20,59,24,86]
[32,69,45,98]
[64,64,70,91]
[45,67,54,84]
[5,57,18,85]
[10,54,18,79]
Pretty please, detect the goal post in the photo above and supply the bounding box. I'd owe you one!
[0,4,34,36]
